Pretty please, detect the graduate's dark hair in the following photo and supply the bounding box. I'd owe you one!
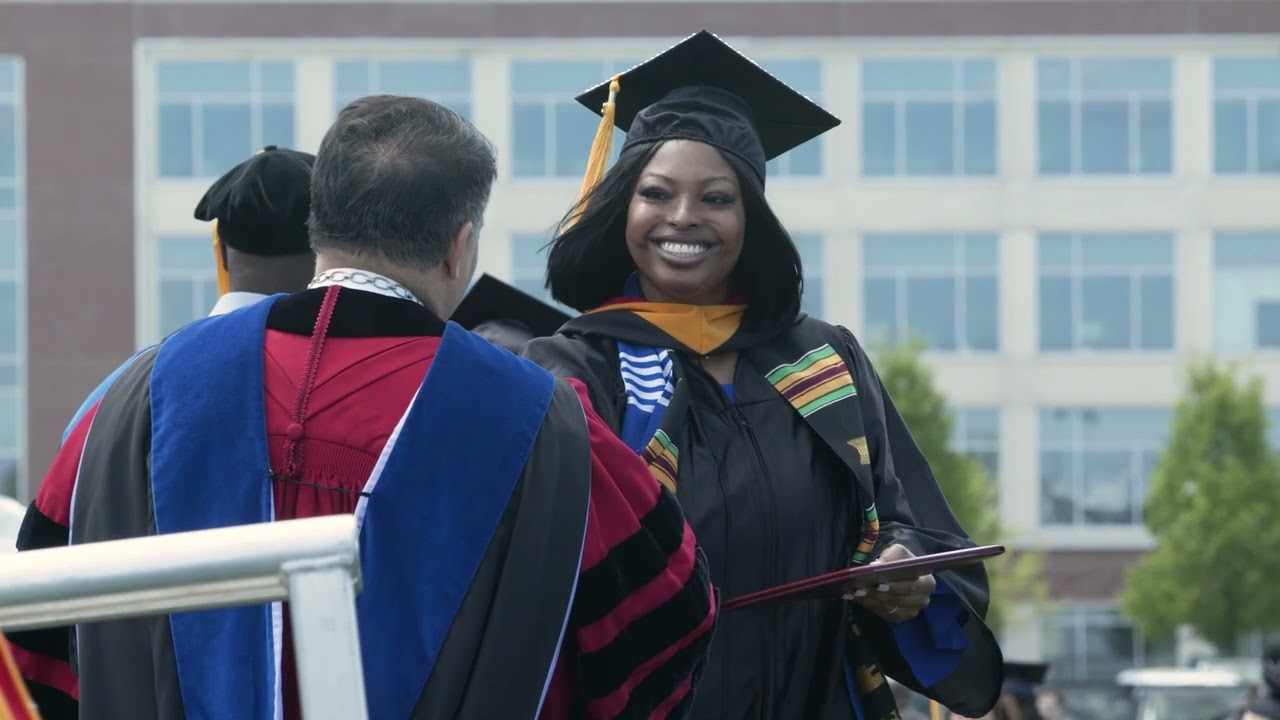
[309,94,497,270]
[544,140,804,331]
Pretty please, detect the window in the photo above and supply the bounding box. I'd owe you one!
[1213,57,1280,175]
[794,234,824,318]
[511,60,638,179]
[333,59,471,119]
[759,60,824,177]
[156,236,219,338]
[1037,58,1172,175]
[510,233,553,300]
[1269,408,1280,452]
[0,58,22,498]
[861,58,996,177]
[1214,232,1280,352]
[156,61,295,179]
[1042,605,1174,682]
[1039,407,1170,527]
[863,232,998,352]
[1038,232,1174,351]
[952,408,1000,483]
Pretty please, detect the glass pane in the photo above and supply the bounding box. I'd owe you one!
[1080,232,1172,267]
[1138,99,1172,174]
[258,62,294,94]
[963,233,998,270]
[962,59,996,94]
[199,104,253,177]
[862,101,897,176]
[1038,100,1072,174]
[1257,301,1280,349]
[512,234,548,271]
[802,277,824,318]
[380,60,470,95]
[511,61,602,95]
[965,276,998,351]
[512,102,547,177]
[0,281,15,354]
[904,276,957,350]
[1081,275,1132,349]
[333,61,371,98]
[865,233,956,269]
[0,62,14,94]
[962,100,997,175]
[1081,450,1135,524]
[1139,274,1174,350]
[0,187,14,210]
[157,62,252,95]
[1040,450,1076,524]
[260,103,295,149]
[159,279,197,338]
[0,219,16,271]
[552,101,597,177]
[1039,275,1073,350]
[1039,232,1074,267]
[758,60,822,95]
[1080,100,1129,174]
[1037,59,1071,95]
[1081,408,1169,445]
[863,276,899,346]
[158,103,194,177]
[159,237,213,271]
[0,456,16,499]
[1214,231,1280,266]
[1040,408,1078,445]
[780,141,822,177]
[0,395,15,450]
[903,100,955,175]
[1079,58,1171,94]
[862,59,953,95]
[0,106,13,177]
[1214,57,1280,94]
[1259,99,1280,174]
[1214,99,1249,174]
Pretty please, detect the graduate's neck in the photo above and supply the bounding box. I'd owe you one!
[314,252,454,318]
[226,247,316,296]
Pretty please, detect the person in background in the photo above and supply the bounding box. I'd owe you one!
[60,145,317,442]
[9,96,715,719]
[991,662,1047,720]
[5,145,318,717]
[451,273,572,353]
[523,30,1002,720]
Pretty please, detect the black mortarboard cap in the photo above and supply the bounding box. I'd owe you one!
[194,145,315,257]
[575,30,841,184]
[451,274,572,340]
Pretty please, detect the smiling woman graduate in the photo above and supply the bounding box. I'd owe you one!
[523,30,1004,720]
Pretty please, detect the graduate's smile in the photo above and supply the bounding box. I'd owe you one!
[652,236,719,266]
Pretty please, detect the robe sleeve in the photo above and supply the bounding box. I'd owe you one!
[560,378,716,719]
[3,403,99,720]
[839,328,1003,717]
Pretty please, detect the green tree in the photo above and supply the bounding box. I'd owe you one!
[1121,359,1280,652]
[875,341,1046,632]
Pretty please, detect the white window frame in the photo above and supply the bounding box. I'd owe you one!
[0,57,26,501]
[153,59,297,180]
[1036,232,1175,353]
[1037,407,1169,529]
[951,407,1001,484]
[860,57,998,178]
[1040,602,1170,682]
[862,232,1000,354]
[330,58,472,120]
[1035,56,1174,177]
[1212,56,1280,176]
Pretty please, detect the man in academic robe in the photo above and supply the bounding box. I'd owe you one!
[59,145,318,442]
[8,95,716,720]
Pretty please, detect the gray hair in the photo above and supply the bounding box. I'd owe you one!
[308,94,498,269]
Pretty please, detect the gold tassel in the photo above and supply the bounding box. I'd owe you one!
[212,218,231,296]
[566,76,620,229]
[930,699,942,720]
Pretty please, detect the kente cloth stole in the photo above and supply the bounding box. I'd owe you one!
[613,317,902,719]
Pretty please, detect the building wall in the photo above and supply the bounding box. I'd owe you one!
[3,0,1280,680]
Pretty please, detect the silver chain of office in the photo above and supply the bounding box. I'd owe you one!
[308,268,423,306]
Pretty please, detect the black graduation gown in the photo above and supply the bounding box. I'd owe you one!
[525,314,1003,720]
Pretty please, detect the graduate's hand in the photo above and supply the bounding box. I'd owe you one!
[841,543,935,623]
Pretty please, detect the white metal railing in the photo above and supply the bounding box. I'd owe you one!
[0,515,368,720]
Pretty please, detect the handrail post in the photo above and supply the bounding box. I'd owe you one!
[285,557,369,720]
